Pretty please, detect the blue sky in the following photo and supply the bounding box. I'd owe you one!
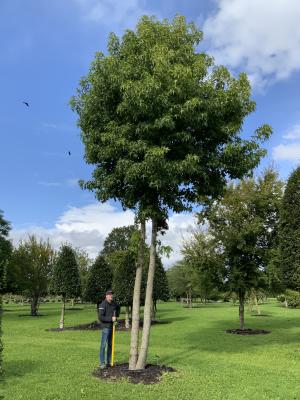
[1,0,300,264]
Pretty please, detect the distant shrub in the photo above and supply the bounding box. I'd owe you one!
[285,290,300,308]
[277,294,286,303]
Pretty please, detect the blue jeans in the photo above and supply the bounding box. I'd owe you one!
[100,327,112,365]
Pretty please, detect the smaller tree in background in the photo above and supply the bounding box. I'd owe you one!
[102,226,136,272]
[167,261,193,301]
[75,248,93,304]
[152,256,169,319]
[183,231,225,304]
[112,251,136,328]
[198,169,283,330]
[10,235,54,316]
[84,254,113,316]
[278,167,300,292]
[52,245,81,329]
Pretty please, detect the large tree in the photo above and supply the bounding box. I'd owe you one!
[52,245,81,329]
[278,167,300,291]
[10,235,54,316]
[198,169,283,329]
[0,210,12,375]
[71,15,271,368]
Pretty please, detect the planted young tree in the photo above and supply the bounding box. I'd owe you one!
[278,167,300,291]
[0,210,12,375]
[199,169,283,330]
[10,235,54,316]
[84,254,112,315]
[71,15,271,368]
[53,245,81,329]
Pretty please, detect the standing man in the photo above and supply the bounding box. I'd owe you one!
[98,289,120,369]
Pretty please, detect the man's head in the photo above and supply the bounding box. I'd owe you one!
[105,289,113,302]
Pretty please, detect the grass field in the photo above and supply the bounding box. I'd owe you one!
[2,300,300,400]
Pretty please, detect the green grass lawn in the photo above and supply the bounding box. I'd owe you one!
[2,300,300,400]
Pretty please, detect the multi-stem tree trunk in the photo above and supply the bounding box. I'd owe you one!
[136,217,158,370]
[59,297,66,329]
[129,220,146,370]
[125,305,130,329]
[30,294,39,316]
[238,290,245,330]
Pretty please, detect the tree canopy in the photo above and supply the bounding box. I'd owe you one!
[279,167,300,291]
[10,235,54,316]
[71,15,272,220]
[52,245,81,300]
[198,169,283,328]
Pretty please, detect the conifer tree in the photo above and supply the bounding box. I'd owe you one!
[53,245,81,329]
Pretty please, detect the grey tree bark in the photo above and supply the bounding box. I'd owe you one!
[59,297,65,329]
[136,217,158,370]
[128,220,146,370]
[239,290,245,330]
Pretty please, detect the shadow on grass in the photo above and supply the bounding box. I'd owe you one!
[158,316,189,324]
[4,360,41,379]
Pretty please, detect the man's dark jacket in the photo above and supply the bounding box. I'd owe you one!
[98,299,120,328]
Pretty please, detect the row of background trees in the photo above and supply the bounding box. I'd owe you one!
[167,166,300,330]
[2,223,169,329]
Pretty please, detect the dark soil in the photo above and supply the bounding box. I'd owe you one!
[19,314,45,317]
[225,328,271,335]
[250,314,270,317]
[92,363,176,384]
[46,319,166,332]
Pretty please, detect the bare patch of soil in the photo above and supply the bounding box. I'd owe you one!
[225,328,271,335]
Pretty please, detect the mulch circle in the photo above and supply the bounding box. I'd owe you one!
[225,328,271,335]
[19,314,45,317]
[46,319,165,332]
[250,314,270,317]
[92,363,176,385]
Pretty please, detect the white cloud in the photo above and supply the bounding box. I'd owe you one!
[203,0,300,87]
[283,124,300,140]
[272,143,300,162]
[272,123,300,163]
[10,203,196,266]
[74,0,152,27]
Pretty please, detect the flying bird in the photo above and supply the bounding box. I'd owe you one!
[68,151,71,156]
[22,101,30,107]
